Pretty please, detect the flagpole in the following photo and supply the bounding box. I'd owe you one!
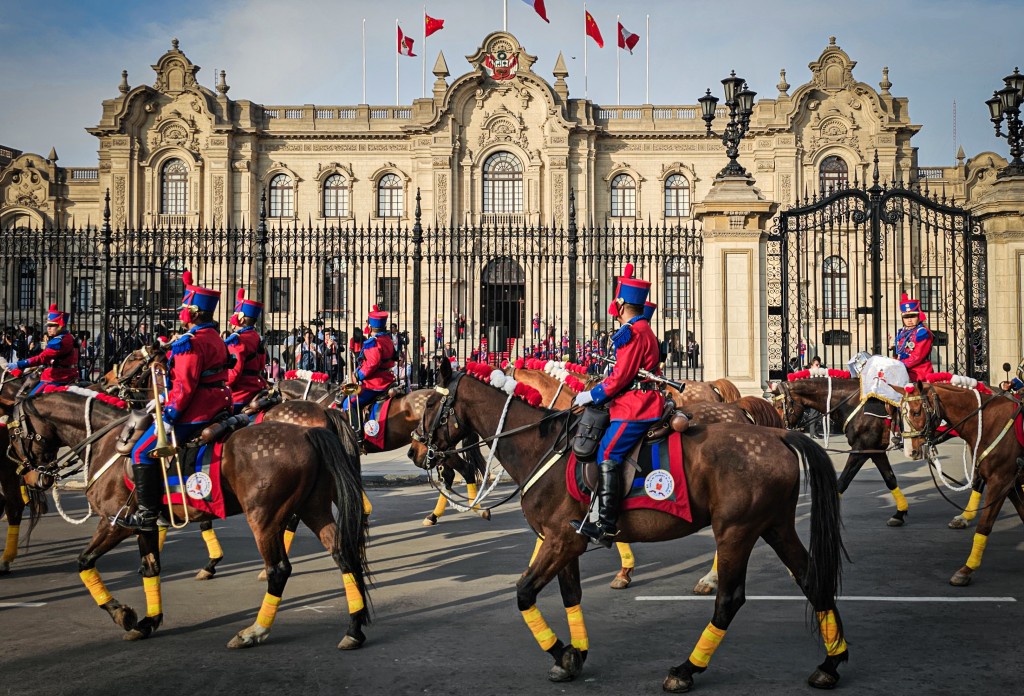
[503,0,507,31]
[616,14,620,106]
[396,18,400,105]
[362,19,367,104]
[583,2,588,99]
[645,14,650,104]
[422,5,427,98]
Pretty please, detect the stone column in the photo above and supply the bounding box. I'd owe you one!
[692,175,775,394]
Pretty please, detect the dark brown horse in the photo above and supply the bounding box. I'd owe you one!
[771,377,910,526]
[7,390,370,648]
[0,369,47,574]
[408,360,849,691]
[901,380,1024,586]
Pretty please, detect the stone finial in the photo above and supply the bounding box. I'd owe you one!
[217,69,230,95]
[432,51,449,79]
[171,38,179,50]
[777,68,790,97]
[553,52,569,79]
[957,145,966,163]
[879,66,892,95]
[829,36,837,46]
[47,146,58,162]
[119,69,130,94]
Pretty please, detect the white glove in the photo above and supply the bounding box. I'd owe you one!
[573,391,594,407]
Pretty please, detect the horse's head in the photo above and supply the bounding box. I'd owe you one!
[900,381,936,460]
[6,395,64,489]
[770,380,807,430]
[408,356,465,469]
[99,343,166,401]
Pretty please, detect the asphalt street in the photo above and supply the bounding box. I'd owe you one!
[1,447,1022,696]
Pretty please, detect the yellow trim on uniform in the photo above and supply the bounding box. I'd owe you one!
[521,605,558,651]
[688,623,727,668]
[616,542,635,568]
[816,610,848,656]
[255,593,281,629]
[565,604,589,651]
[79,568,113,606]
[343,572,365,614]
[891,487,909,512]
[282,529,295,555]
[961,489,982,521]
[202,528,224,559]
[432,493,447,518]
[966,533,987,570]
[2,525,19,563]
[143,575,162,617]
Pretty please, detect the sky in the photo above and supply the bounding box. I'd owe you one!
[1,0,1022,167]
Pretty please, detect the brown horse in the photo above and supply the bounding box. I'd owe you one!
[771,377,910,526]
[7,390,371,648]
[0,369,47,574]
[408,360,849,691]
[901,380,1024,586]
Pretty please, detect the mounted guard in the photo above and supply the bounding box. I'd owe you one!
[14,303,78,395]
[893,292,934,381]
[340,308,396,434]
[225,288,268,415]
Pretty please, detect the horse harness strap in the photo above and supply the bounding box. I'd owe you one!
[976,399,1024,464]
[520,451,564,497]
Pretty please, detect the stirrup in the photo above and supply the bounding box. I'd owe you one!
[112,509,159,532]
[569,519,617,548]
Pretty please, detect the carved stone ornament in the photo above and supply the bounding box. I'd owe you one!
[4,169,46,209]
[478,107,529,151]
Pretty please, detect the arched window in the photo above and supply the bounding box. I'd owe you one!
[664,174,690,218]
[822,255,848,319]
[2,214,32,232]
[324,257,347,317]
[161,159,188,215]
[665,257,691,316]
[269,174,294,218]
[611,174,636,217]
[17,259,37,310]
[482,152,523,214]
[377,173,403,218]
[160,258,185,311]
[819,156,848,194]
[323,174,348,218]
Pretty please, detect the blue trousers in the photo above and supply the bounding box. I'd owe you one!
[28,379,66,396]
[598,419,660,466]
[131,421,204,467]
[341,387,384,411]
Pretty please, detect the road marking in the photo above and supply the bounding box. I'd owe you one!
[636,596,1016,603]
[0,602,47,608]
[294,605,333,614]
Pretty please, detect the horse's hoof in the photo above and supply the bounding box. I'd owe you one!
[422,514,438,527]
[692,572,718,596]
[479,509,491,521]
[886,514,906,527]
[257,569,268,582]
[0,564,11,576]
[807,668,839,689]
[338,634,364,650]
[227,629,267,649]
[610,567,633,590]
[124,614,162,641]
[950,568,973,587]
[948,516,969,530]
[195,568,215,581]
[108,604,138,632]
[663,671,694,693]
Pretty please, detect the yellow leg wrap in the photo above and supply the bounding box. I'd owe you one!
[529,537,543,566]
[157,526,167,552]
[143,576,162,617]
[79,568,113,606]
[891,487,909,512]
[616,542,635,568]
[966,533,987,570]
[20,485,29,505]
[432,493,447,518]
[342,572,365,614]
[361,491,373,516]
[521,605,558,651]
[202,528,224,559]
[282,528,295,555]
[565,604,589,651]
[688,623,727,669]
[466,483,479,510]
[2,525,20,563]
[817,610,848,656]
[711,552,719,572]
[255,593,281,629]
[962,490,982,521]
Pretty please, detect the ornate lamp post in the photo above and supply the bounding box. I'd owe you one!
[699,71,757,178]
[987,67,1024,178]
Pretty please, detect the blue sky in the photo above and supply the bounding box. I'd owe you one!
[1,0,1022,166]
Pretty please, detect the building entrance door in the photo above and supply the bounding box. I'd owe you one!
[481,257,525,358]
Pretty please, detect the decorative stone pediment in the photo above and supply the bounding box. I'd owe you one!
[1,156,51,209]
[316,162,357,183]
[146,109,202,155]
[466,31,537,84]
[807,109,861,154]
[478,107,529,151]
[152,38,201,95]
[808,37,857,93]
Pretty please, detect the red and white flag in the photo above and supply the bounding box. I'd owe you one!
[397,25,416,57]
[425,14,445,37]
[585,10,604,48]
[617,22,639,54]
[520,0,549,23]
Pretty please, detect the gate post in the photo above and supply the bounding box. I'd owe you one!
[254,189,268,332]
[567,189,578,363]
[412,189,423,381]
[868,169,884,355]
[98,188,112,374]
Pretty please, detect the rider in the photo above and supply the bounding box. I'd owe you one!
[116,271,232,531]
[343,308,396,412]
[225,288,268,414]
[893,293,934,381]
[570,264,662,547]
[14,304,78,395]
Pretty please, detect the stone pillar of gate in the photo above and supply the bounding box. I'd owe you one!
[692,176,776,394]
[969,174,1024,382]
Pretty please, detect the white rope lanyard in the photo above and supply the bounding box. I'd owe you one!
[465,391,515,510]
[52,398,94,525]
[301,379,312,400]
[822,376,833,448]
[927,389,982,493]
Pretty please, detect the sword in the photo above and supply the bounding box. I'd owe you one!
[590,354,686,393]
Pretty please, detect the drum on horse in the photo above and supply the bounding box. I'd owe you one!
[901,377,1024,586]
[7,389,371,649]
[770,375,911,526]
[408,358,849,691]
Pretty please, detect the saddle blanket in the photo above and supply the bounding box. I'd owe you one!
[1014,412,1024,448]
[566,432,692,522]
[362,398,390,451]
[860,356,909,407]
[125,442,227,518]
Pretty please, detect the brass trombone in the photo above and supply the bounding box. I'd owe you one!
[150,363,190,529]
[339,382,363,432]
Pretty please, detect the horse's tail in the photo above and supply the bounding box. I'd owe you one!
[783,430,846,640]
[737,395,784,428]
[304,426,371,622]
[321,406,362,467]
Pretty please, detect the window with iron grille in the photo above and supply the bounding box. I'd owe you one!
[377,173,403,218]
[17,259,36,310]
[161,159,188,215]
[818,156,848,194]
[160,258,185,310]
[920,276,942,313]
[323,174,348,218]
[611,174,636,217]
[665,257,691,315]
[270,277,290,313]
[482,152,523,214]
[822,255,849,319]
[664,174,690,217]
[377,277,401,313]
[269,174,294,218]
[72,278,95,312]
[324,257,347,315]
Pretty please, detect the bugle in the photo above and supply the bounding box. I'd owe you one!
[149,363,189,528]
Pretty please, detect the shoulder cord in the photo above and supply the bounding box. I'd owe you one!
[301,379,312,400]
[51,398,94,525]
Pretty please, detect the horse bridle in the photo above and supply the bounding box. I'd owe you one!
[110,346,160,400]
[6,398,50,481]
[900,387,942,441]
[410,373,465,463]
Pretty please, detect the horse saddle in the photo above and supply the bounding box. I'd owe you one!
[579,460,638,500]
[242,389,282,416]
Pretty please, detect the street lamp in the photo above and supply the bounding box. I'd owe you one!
[699,70,757,178]
[987,67,1024,178]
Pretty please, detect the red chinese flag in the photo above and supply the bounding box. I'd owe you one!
[425,14,445,38]
[617,22,640,54]
[585,11,604,48]
[397,25,416,57]
[520,0,549,23]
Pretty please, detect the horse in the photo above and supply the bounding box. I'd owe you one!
[770,376,910,526]
[7,389,371,649]
[407,359,849,691]
[901,379,1024,586]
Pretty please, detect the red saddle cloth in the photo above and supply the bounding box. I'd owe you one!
[125,442,227,518]
[566,432,692,522]
[1014,411,1024,447]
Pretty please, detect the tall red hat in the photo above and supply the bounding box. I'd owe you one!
[45,303,68,328]
[607,263,651,316]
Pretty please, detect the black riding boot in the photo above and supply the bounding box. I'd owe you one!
[570,460,622,548]
[115,464,162,532]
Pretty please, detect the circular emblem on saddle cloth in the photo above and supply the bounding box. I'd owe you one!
[185,472,213,500]
[363,419,380,438]
[644,469,674,501]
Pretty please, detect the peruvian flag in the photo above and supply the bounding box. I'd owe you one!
[397,25,416,56]
[520,0,549,23]
[617,22,639,54]
[425,14,445,37]
[585,10,604,48]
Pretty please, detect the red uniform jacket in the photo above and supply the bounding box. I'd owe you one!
[355,332,396,392]
[165,324,232,424]
[225,327,268,407]
[24,331,78,384]
[589,317,663,420]
[894,324,934,381]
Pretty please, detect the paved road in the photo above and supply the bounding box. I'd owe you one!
[1,448,1022,696]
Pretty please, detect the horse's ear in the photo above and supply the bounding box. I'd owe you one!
[438,353,453,386]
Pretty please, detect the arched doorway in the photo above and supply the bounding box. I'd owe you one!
[481,257,525,356]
